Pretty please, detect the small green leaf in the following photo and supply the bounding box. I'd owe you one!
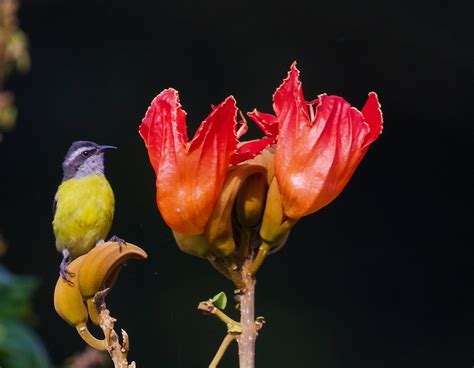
[211,291,227,310]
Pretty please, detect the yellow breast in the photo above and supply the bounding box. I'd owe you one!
[53,175,115,259]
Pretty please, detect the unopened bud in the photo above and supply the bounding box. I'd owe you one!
[172,231,211,258]
[205,164,266,257]
[236,173,267,228]
[54,256,88,327]
[260,178,288,246]
[78,241,147,299]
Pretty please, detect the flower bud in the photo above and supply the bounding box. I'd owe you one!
[235,173,267,228]
[54,255,106,350]
[259,178,292,246]
[78,241,147,299]
[54,255,88,327]
[248,147,275,185]
[54,241,147,351]
[205,164,266,257]
[172,231,211,258]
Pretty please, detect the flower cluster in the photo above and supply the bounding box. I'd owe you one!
[53,241,147,349]
[139,63,383,281]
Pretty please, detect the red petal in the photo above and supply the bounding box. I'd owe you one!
[139,88,187,172]
[247,109,279,137]
[189,96,237,153]
[175,97,237,234]
[361,92,383,148]
[230,136,276,165]
[272,63,310,197]
[273,65,375,218]
[273,62,308,125]
[232,108,279,164]
[139,91,238,234]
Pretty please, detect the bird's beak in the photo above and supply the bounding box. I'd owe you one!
[97,145,117,152]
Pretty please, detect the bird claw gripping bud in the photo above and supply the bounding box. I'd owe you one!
[53,241,147,350]
[54,255,106,350]
[54,255,89,327]
[204,164,266,258]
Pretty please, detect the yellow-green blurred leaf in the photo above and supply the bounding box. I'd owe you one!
[6,31,31,74]
[0,105,17,131]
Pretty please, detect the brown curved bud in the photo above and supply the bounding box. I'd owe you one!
[78,241,148,299]
[268,228,290,254]
[85,297,101,326]
[54,255,107,350]
[205,164,266,257]
[259,178,295,247]
[247,147,275,185]
[235,173,267,228]
[54,255,88,327]
[172,231,212,258]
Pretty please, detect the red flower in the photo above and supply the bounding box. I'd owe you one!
[252,63,383,219]
[139,89,273,235]
[139,89,238,234]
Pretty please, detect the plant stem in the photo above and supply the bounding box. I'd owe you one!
[209,334,236,368]
[98,308,136,368]
[248,242,269,275]
[197,301,239,328]
[224,256,245,289]
[236,259,256,368]
[93,290,136,368]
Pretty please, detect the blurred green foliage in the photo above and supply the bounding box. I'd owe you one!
[0,264,52,368]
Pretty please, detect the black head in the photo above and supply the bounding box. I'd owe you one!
[62,140,116,181]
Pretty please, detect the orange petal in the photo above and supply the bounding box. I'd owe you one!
[273,64,383,218]
[140,91,238,234]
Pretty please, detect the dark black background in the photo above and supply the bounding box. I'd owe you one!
[0,0,473,367]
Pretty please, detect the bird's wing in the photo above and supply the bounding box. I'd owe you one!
[53,195,57,215]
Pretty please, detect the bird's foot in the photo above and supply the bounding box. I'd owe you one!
[107,235,127,251]
[60,250,75,284]
[59,262,75,285]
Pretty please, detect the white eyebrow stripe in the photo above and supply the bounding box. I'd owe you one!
[64,146,93,165]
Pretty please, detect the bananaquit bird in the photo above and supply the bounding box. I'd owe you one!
[53,141,116,280]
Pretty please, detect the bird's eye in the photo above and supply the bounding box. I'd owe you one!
[82,150,91,157]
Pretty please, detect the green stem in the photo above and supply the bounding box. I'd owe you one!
[75,323,106,351]
[224,256,245,289]
[248,242,269,275]
[197,301,240,330]
[209,334,236,368]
